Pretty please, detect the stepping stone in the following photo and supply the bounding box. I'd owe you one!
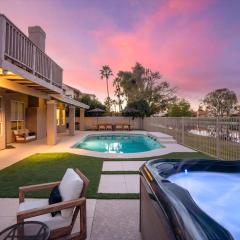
[98,174,139,193]
[122,161,145,171]
[102,161,145,171]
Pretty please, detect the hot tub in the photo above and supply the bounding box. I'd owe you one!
[139,159,240,240]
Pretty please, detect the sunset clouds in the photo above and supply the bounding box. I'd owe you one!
[1,0,240,107]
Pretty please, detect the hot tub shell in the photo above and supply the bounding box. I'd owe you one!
[140,159,240,240]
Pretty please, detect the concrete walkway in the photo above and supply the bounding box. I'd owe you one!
[90,200,140,240]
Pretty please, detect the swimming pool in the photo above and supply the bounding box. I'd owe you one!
[72,134,163,153]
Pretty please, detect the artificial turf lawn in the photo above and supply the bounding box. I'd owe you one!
[0,151,213,199]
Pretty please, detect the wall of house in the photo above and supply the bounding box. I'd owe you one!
[26,97,47,139]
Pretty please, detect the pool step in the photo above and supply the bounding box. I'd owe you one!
[158,139,177,144]
[148,132,176,144]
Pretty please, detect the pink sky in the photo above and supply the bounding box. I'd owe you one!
[1,0,240,109]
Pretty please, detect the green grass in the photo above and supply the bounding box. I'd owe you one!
[103,151,215,161]
[0,153,103,199]
[0,151,213,199]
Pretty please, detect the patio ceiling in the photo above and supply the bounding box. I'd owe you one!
[0,68,58,94]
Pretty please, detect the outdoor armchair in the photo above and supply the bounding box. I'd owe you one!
[17,168,89,240]
[13,129,36,143]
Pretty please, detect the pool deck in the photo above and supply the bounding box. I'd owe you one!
[0,130,195,170]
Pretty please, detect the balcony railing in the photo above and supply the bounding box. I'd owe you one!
[0,15,62,89]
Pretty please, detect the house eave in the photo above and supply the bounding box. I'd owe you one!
[51,94,89,109]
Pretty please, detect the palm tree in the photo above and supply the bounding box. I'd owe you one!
[100,65,113,99]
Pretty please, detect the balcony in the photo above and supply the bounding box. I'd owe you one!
[0,14,62,94]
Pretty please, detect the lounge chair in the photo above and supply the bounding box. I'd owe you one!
[13,129,36,143]
[115,124,123,131]
[106,124,113,131]
[98,124,106,130]
[123,124,130,131]
[17,168,89,240]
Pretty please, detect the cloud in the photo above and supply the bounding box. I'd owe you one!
[1,0,239,107]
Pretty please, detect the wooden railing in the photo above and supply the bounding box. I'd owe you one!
[0,15,62,89]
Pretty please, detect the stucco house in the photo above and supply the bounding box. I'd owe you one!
[63,83,96,100]
[0,14,89,150]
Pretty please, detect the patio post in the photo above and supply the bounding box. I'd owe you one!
[69,106,75,136]
[47,100,57,145]
[80,108,85,131]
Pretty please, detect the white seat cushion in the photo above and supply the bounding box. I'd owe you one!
[59,169,83,218]
[26,135,36,140]
[19,199,72,230]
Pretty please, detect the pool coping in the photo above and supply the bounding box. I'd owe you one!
[68,131,196,159]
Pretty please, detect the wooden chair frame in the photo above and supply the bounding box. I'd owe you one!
[17,169,90,240]
[14,129,37,143]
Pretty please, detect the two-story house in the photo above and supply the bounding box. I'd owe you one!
[0,14,89,150]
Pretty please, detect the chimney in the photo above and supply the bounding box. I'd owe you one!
[28,26,46,52]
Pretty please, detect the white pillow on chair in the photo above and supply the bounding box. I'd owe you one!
[59,168,84,218]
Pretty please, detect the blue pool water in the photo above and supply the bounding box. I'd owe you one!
[73,134,163,153]
[168,172,240,240]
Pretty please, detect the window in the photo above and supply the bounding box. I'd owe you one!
[11,101,24,121]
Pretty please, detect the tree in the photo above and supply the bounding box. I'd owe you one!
[104,97,112,113]
[126,99,151,118]
[111,99,117,113]
[77,95,105,116]
[114,63,176,115]
[113,76,124,111]
[167,99,192,117]
[203,88,238,117]
[100,65,113,99]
